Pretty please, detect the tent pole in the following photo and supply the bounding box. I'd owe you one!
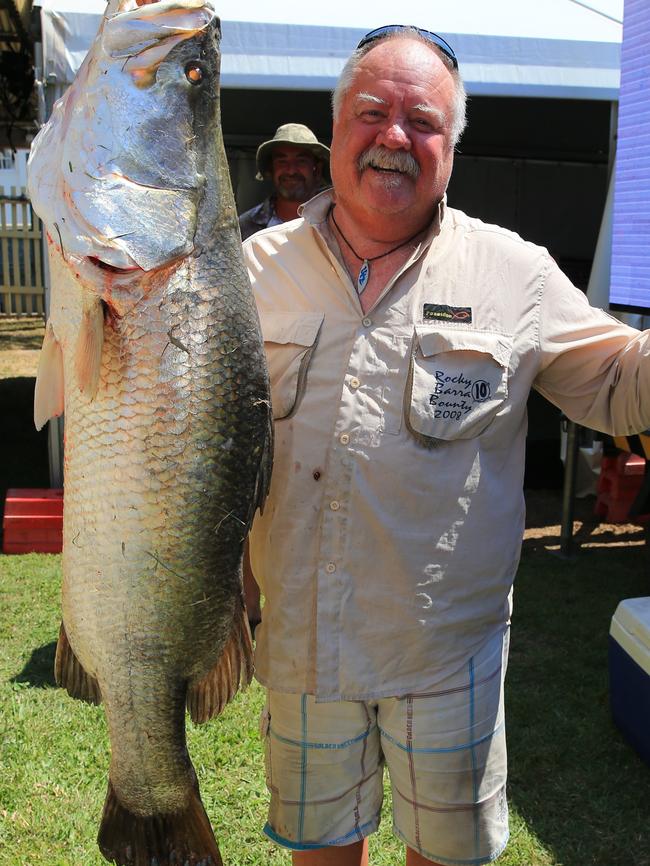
[559,419,580,557]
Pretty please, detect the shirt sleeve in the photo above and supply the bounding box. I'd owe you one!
[534,256,650,435]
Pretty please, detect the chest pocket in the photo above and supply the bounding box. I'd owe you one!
[259,311,324,420]
[405,326,512,446]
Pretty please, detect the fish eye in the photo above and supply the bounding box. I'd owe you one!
[184,62,205,85]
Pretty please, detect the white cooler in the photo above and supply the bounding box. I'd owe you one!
[609,597,650,766]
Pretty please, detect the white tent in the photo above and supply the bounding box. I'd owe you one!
[32,0,626,491]
[37,0,623,100]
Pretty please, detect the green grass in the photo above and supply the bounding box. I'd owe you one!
[503,533,650,866]
[1,529,649,866]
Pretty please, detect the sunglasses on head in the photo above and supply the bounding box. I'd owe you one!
[356,25,458,70]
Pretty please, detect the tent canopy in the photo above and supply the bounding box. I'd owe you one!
[37,0,623,99]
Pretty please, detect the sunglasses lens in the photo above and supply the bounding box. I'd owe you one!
[356,25,458,69]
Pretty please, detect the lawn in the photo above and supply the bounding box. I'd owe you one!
[1,516,649,866]
[1,316,649,865]
[0,316,43,379]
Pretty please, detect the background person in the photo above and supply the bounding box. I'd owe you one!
[238,123,330,241]
[243,25,650,866]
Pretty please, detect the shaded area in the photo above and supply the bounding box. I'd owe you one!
[10,640,57,689]
[509,496,650,866]
[524,391,564,490]
[0,376,50,540]
[0,317,45,352]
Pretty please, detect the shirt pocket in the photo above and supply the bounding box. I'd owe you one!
[405,326,512,445]
[259,311,324,420]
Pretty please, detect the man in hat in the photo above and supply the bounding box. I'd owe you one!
[239,122,330,241]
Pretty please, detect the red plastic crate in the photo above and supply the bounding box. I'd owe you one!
[2,488,64,554]
[595,454,650,523]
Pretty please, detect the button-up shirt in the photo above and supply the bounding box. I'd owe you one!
[243,189,650,702]
[238,196,282,241]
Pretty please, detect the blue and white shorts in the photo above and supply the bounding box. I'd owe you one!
[260,629,510,866]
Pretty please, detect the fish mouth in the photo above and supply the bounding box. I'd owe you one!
[87,256,143,275]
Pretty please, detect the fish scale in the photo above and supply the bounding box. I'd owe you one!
[27,3,272,864]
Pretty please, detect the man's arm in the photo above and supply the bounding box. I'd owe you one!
[243,539,262,634]
[535,259,650,436]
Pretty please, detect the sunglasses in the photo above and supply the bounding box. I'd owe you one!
[356,25,458,70]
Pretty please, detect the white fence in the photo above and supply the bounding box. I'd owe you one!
[0,186,44,317]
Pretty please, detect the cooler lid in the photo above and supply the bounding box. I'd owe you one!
[610,597,650,671]
[613,598,650,646]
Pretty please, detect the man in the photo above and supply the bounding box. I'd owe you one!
[238,123,330,240]
[243,26,650,866]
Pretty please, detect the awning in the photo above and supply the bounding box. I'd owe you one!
[36,0,623,99]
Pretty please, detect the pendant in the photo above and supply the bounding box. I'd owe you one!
[357,259,369,294]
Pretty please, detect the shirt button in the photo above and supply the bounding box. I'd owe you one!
[349,377,360,389]
[330,500,340,511]
[362,317,372,327]
[339,433,350,445]
[326,562,336,573]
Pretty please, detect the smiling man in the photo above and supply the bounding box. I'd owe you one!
[238,123,330,240]
[242,26,650,866]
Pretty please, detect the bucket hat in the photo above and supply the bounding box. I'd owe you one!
[256,123,330,181]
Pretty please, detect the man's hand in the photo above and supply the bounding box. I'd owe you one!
[244,540,262,636]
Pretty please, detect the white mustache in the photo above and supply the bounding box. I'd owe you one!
[358,146,420,179]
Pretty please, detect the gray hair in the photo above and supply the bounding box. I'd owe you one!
[331,30,467,148]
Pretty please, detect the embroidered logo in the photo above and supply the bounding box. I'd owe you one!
[423,303,472,323]
[428,372,492,421]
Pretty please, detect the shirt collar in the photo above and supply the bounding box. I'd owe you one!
[299,187,447,246]
[254,195,276,225]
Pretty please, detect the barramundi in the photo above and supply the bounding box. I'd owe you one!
[26,2,272,864]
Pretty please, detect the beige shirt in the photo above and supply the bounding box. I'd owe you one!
[243,189,650,701]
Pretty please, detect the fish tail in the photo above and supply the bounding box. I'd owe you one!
[187,601,254,724]
[98,778,223,866]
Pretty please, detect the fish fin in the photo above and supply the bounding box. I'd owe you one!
[98,777,223,866]
[187,601,254,724]
[54,622,102,705]
[75,300,104,399]
[248,407,274,523]
[34,321,65,431]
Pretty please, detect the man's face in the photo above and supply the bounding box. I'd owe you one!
[270,145,322,202]
[330,38,457,228]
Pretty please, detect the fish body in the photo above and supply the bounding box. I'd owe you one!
[27,3,272,864]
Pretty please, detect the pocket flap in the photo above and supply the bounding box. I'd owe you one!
[260,311,324,348]
[414,326,512,368]
[259,312,324,420]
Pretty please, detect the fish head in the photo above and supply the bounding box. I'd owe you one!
[28,1,223,285]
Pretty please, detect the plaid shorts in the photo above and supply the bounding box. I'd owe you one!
[261,629,510,865]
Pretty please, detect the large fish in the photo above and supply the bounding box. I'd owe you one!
[26,2,272,864]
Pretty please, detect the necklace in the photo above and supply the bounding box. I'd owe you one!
[329,206,424,294]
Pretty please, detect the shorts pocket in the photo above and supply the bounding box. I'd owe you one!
[260,311,324,420]
[405,327,512,446]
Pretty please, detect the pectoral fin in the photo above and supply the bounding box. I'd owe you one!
[55,622,102,705]
[34,320,65,431]
[187,601,253,724]
[75,300,104,398]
